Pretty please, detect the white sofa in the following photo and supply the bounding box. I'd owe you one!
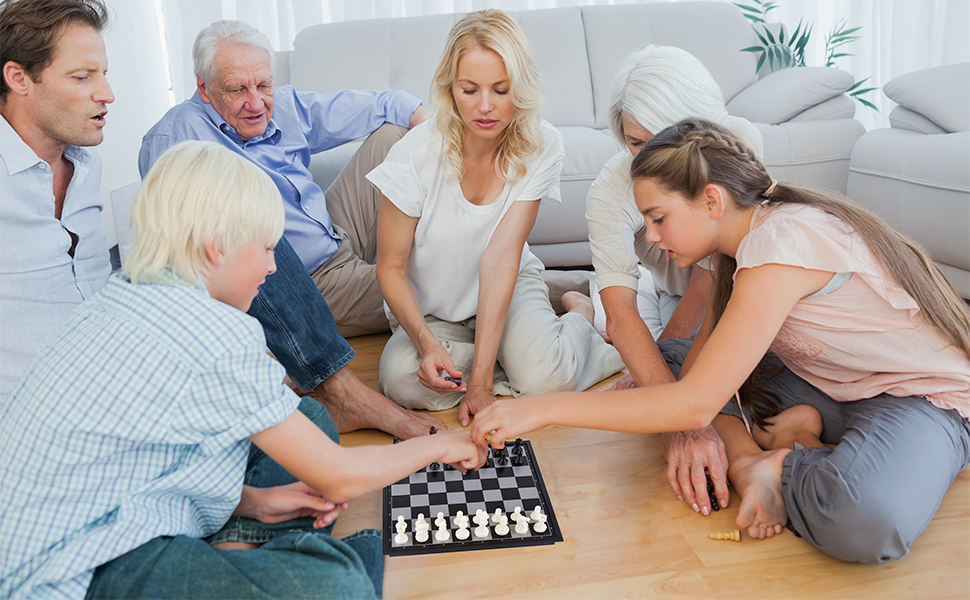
[275,2,865,267]
[847,63,970,299]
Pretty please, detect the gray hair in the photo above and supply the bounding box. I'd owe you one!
[193,19,276,85]
[608,45,728,145]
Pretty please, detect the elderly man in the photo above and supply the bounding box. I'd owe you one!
[139,20,442,438]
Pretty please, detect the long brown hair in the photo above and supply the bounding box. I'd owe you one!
[631,118,970,427]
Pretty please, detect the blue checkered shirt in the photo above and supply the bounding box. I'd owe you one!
[0,273,301,598]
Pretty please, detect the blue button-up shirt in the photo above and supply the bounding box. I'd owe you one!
[0,273,301,598]
[0,115,111,402]
[138,86,421,272]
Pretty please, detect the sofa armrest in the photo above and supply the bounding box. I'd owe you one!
[883,63,969,133]
[727,67,854,125]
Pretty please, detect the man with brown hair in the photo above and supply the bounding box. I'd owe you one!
[0,0,113,400]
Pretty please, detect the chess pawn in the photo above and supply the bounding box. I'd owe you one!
[415,525,430,543]
[709,529,741,542]
[474,521,490,538]
[394,515,408,545]
[434,521,451,542]
[473,509,488,527]
[491,508,504,524]
[529,505,543,522]
[514,513,530,535]
[533,513,548,533]
[511,506,523,522]
[494,514,510,536]
[435,512,448,528]
[455,523,470,540]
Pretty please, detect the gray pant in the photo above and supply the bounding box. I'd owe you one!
[380,267,624,410]
[659,339,970,564]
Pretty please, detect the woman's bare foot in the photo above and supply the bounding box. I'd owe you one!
[310,366,447,439]
[731,448,790,539]
[561,291,610,342]
[752,405,823,450]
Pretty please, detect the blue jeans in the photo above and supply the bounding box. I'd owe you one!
[248,236,356,392]
[86,399,385,599]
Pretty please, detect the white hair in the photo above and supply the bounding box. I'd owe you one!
[609,45,729,145]
[124,141,285,286]
[193,19,276,85]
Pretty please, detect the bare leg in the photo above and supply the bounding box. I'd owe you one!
[560,291,610,342]
[752,405,824,450]
[713,414,790,539]
[309,365,446,439]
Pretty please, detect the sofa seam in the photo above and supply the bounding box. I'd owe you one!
[848,166,970,193]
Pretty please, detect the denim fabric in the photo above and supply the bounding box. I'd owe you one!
[248,236,356,392]
[86,397,386,599]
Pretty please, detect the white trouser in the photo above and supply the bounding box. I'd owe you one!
[379,267,624,410]
[589,266,680,340]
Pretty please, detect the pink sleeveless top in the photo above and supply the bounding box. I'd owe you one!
[735,204,970,420]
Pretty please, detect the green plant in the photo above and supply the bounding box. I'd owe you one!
[735,5,879,111]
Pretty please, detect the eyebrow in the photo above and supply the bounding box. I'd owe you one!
[456,79,510,86]
[640,206,660,216]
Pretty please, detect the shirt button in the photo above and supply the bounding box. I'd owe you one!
[39,163,48,170]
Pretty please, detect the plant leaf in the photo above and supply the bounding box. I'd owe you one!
[767,46,776,70]
[847,76,871,92]
[756,51,767,73]
[851,87,878,96]
[763,25,776,44]
[741,46,765,53]
[753,27,769,45]
[857,98,879,111]
[779,24,786,44]
[735,3,762,13]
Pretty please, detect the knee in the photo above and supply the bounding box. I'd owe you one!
[506,361,582,397]
[378,356,459,412]
[370,122,407,148]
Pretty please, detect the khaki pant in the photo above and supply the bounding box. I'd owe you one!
[312,124,593,337]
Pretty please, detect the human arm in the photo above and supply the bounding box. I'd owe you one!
[410,105,429,128]
[297,88,422,152]
[470,264,832,444]
[375,196,465,393]
[233,482,346,529]
[250,412,486,505]
[658,266,713,341]
[457,200,541,427]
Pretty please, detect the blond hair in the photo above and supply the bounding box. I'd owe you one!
[631,118,970,426]
[124,141,285,286]
[430,9,543,183]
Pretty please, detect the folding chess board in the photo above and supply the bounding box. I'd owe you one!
[383,439,563,556]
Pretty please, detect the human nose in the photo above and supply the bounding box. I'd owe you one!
[243,87,264,111]
[479,91,493,114]
[267,252,277,275]
[645,222,662,244]
[95,75,114,104]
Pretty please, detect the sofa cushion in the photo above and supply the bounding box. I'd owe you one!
[582,2,759,130]
[889,105,950,135]
[883,63,970,133]
[728,67,855,125]
[788,95,856,122]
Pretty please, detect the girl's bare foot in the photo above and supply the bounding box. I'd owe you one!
[752,405,823,450]
[561,291,610,342]
[310,366,447,439]
[731,448,790,539]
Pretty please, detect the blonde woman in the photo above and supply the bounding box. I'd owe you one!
[570,45,765,514]
[371,10,623,427]
[473,119,970,563]
[0,141,483,598]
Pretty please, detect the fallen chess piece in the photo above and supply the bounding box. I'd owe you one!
[709,529,741,542]
[394,515,408,545]
[533,514,547,533]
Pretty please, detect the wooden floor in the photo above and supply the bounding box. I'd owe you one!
[333,333,970,599]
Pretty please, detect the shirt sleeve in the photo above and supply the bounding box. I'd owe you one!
[296,87,422,153]
[138,132,178,178]
[587,153,643,292]
[517,124,564,205]
[365,126,429,218]
[173,346,301,456]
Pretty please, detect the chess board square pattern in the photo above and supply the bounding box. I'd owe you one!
[383,440,563,556]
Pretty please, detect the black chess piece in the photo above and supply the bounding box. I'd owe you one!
[392,436,400,444]
[483,457,493,468]
[512,439,524,456]
[429,426,437,435]
[512,456,525,466]
[497,456,509,466]
[706,472,719,512]
[444,463,454,471]
[429,462,440,471]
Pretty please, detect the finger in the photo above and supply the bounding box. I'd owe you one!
[708,459,730,508]
[457,400,471,428]
[690,467,711,515]
[677,464,698,511]
[665,462,684,501]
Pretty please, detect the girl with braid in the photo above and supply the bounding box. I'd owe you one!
[471,118,970,563]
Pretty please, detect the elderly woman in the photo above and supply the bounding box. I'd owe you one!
[563,45,763,516]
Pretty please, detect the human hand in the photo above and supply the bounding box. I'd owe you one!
[609,373,638,391]
[661,425,729,515]
[433,429,488,472]
[410,105,430,128]
[243,482,347,529]
[417,345,466,395]
[469,398,546,450]
[457,385,496,427]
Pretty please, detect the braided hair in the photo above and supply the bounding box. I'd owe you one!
[631,118,970,428]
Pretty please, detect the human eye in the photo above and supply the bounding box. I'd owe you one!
[494,88,510,95]
[258,83,273,92]
[74,75,89,82]
[461,88,477,95]
[652,216,665,225]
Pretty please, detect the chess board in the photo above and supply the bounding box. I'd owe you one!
[383,439,563,556]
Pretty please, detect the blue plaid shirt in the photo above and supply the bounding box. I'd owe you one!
[0,274,301,598]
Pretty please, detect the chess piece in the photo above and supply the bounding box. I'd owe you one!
[474,521,489,538]
[709,529,741,542]
[497,455,509,466]
[435,521,451,542]
[529,505,543,522]
[491,508,504,524]
[473,509,488,527]
[455,522,470,540]
[429,426,437,435]
[512,439,524,456]
[512,456,525,466]
[429,462,440,471]
[494,514,510,536]
[435,512,448,528]
[514,514,530,535]
[454,511,466,527]
[415,513,428,530]
[512,506,523,522]
[533,514,548,533]
[394,515,408,545]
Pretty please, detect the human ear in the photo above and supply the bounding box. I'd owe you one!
[204,243,223,266]
[2,61,30,97]
[702,184,726,220]
[197,75,212,103]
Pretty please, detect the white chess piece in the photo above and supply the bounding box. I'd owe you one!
[394,516,408,545]
[474,521,489,538]
[533,513,548,533]
[491,508,503,524]
[415,513,428,529]
[415,527,429,543]
[435,512,448,528]
[530,505,543,522]
[512,506,523,522]
[494,514,510,536]
[455,521,470,540]
[514,514,530,535]
[435,521,451,542]
[473,509,488,527]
